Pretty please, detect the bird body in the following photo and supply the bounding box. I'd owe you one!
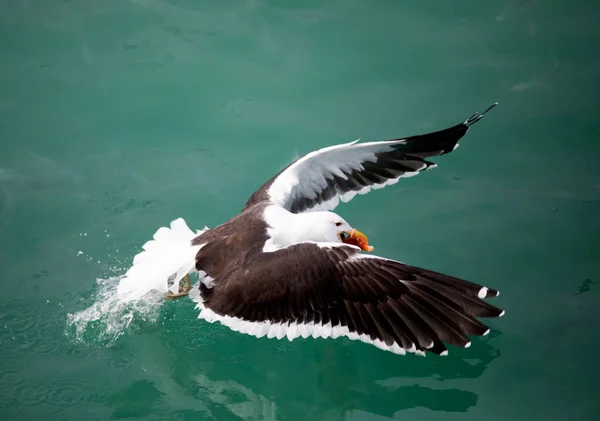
[117,104,503,356]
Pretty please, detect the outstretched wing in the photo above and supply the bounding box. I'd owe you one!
[191,242,503,356]
[243,104,497,214]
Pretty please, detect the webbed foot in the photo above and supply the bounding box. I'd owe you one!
[164,274,192,300]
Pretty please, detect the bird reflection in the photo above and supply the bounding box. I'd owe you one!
[98,302,502,420]
[311,331,503,419]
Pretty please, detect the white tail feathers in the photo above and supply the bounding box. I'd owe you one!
[116,218,206,302]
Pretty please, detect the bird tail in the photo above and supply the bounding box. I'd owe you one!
[116,218,205,301]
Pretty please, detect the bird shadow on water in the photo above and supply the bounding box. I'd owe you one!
[306,331,502,419]
[92,295,503,421]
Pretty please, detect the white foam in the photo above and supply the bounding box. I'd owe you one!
[65,276,163,347]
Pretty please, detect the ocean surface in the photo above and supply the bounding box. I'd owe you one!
[1,1,599,420]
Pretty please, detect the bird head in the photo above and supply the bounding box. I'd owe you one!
[309,212,374,252]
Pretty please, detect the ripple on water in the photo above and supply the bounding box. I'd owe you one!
[65,276,164,348]
[1,297,76,359]
[64,342,96,360]
[0,351,25,387]
[47,380,92,407]
[13,381,49,407]
[0,300,39,348]
[106,349,136,371]
[11,379,91,408]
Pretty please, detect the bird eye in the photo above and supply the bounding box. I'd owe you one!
[335,222,343,227]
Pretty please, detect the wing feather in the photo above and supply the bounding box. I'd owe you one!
[242,104,497,213]
[195,242,503,356]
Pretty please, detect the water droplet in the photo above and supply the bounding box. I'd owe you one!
[65,276,163,347]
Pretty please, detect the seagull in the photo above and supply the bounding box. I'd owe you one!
[117,103,503,356]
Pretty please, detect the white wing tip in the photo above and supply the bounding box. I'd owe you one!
[478,287,488,299]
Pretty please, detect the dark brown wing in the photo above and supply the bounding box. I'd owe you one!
[194,242,503,356]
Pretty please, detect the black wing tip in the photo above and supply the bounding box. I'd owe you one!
[464,102,499,127]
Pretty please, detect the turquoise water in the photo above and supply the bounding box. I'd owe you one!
[1,0,599,419]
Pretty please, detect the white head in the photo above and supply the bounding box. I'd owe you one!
[263,206,374,252]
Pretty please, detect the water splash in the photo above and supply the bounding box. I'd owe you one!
[65,276,164,347]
